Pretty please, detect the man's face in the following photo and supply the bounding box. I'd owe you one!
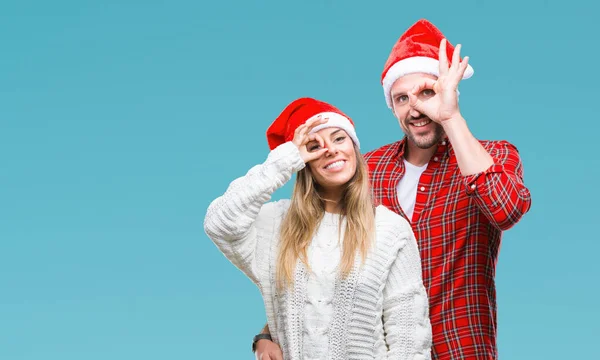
[390,73,444,149]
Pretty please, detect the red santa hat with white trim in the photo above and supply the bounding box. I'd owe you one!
[266,97,360,150]
[381,19,474,109]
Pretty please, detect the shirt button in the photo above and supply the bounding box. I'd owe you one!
[420,186,425,191]
[471,184,476,190]
[441,141,446,145]
[434,156,439,161]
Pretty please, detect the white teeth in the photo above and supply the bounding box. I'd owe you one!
[325,160,345,169]
[413,119,432,127]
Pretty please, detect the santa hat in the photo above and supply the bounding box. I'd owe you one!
[381,19,474,109]
[266,97,360,150]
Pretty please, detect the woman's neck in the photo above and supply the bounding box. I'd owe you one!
[320,188,343,214]
[323,200,341,214]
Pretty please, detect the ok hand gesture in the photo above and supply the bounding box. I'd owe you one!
[408,39,470,123]
[292,116,329,163]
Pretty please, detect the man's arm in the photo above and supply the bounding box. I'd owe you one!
[441,115,493,176]
[442,116,532,230]
[407,39,531,230]
[253,324,283,360]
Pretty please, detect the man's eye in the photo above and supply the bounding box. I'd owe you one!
[422,89,435,97]
[396,95,408,103]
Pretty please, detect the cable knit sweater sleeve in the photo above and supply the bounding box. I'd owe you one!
[203,141,305,283]
[383,222,433,360]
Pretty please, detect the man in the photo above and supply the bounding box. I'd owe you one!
[253,19,531,359]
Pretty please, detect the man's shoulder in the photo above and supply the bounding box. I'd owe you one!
[475,139,522,156]
[363,141,401,162]
[477,139,518,149]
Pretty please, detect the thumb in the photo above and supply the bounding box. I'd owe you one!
[408,90,426,114]
[304,147,328,163]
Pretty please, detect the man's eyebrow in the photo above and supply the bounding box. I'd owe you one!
[391,90,407,97]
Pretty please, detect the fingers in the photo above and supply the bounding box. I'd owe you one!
[407,77,436,114]
[294,122,308,139]
[439,38,469,87]
[407,87,423,110]
[273,350,284,360]
[308,133,325,149]
[292,123,306,145]
[451,44,461,72]
[410,78,437,97]
[408,95,424,115]
[440,39,467,76]
[300,133,327,163]
[255,343,272,360]
[303,147,328,163]
[305,115,328,133]
[450,46,469,86]
[292,116,328,146]
[439,38,448,76]
[293,123,312,147]
[458,56,470,78]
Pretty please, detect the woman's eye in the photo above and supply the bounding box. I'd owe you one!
[335,136,346,142]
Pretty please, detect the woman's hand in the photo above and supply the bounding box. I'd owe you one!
[291,115,329,163]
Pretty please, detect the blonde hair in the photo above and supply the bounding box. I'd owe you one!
[276,145,375,290]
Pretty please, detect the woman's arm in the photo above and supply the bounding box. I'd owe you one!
[383,228,432,359]
[203,141,305,282]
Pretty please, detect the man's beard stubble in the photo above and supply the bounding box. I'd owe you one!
[405,115,445,149]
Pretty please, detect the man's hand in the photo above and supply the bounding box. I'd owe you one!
[255,339,283,360]
[408,38,470,123]
[408,38,494,176]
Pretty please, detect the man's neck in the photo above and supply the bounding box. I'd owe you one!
[404,140,437,167]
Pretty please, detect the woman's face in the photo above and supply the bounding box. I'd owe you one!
[306,127,357,191]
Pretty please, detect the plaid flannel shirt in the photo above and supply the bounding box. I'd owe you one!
[364,136,532,359]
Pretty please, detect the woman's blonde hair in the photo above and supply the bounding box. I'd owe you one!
[276,144,375,290]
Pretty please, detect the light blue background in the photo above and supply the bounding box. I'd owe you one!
[1,1,598,359]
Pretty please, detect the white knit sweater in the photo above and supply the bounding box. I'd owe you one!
[204,141,432,360]
[304,212,343,360]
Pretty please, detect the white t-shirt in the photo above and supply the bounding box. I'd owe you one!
[396,159,428,222]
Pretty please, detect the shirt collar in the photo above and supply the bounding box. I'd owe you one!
[395,135,451,162]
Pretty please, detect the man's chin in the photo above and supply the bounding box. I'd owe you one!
[415,141,438,149]
[406,125,444,149]
[408,133,439,149]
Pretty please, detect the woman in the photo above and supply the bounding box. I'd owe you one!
[204,97,432,359]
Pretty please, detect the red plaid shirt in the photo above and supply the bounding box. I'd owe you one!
[364,136,532,360]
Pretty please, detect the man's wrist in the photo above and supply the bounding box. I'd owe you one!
[441,114,470,139]
[252,333,272,353]
[440,113,465,128]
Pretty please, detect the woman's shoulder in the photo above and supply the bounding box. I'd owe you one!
[372,205,414,251]
[260,198,291,217]
[374,205,411,231]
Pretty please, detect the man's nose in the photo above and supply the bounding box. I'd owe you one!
[409,107,422,119]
